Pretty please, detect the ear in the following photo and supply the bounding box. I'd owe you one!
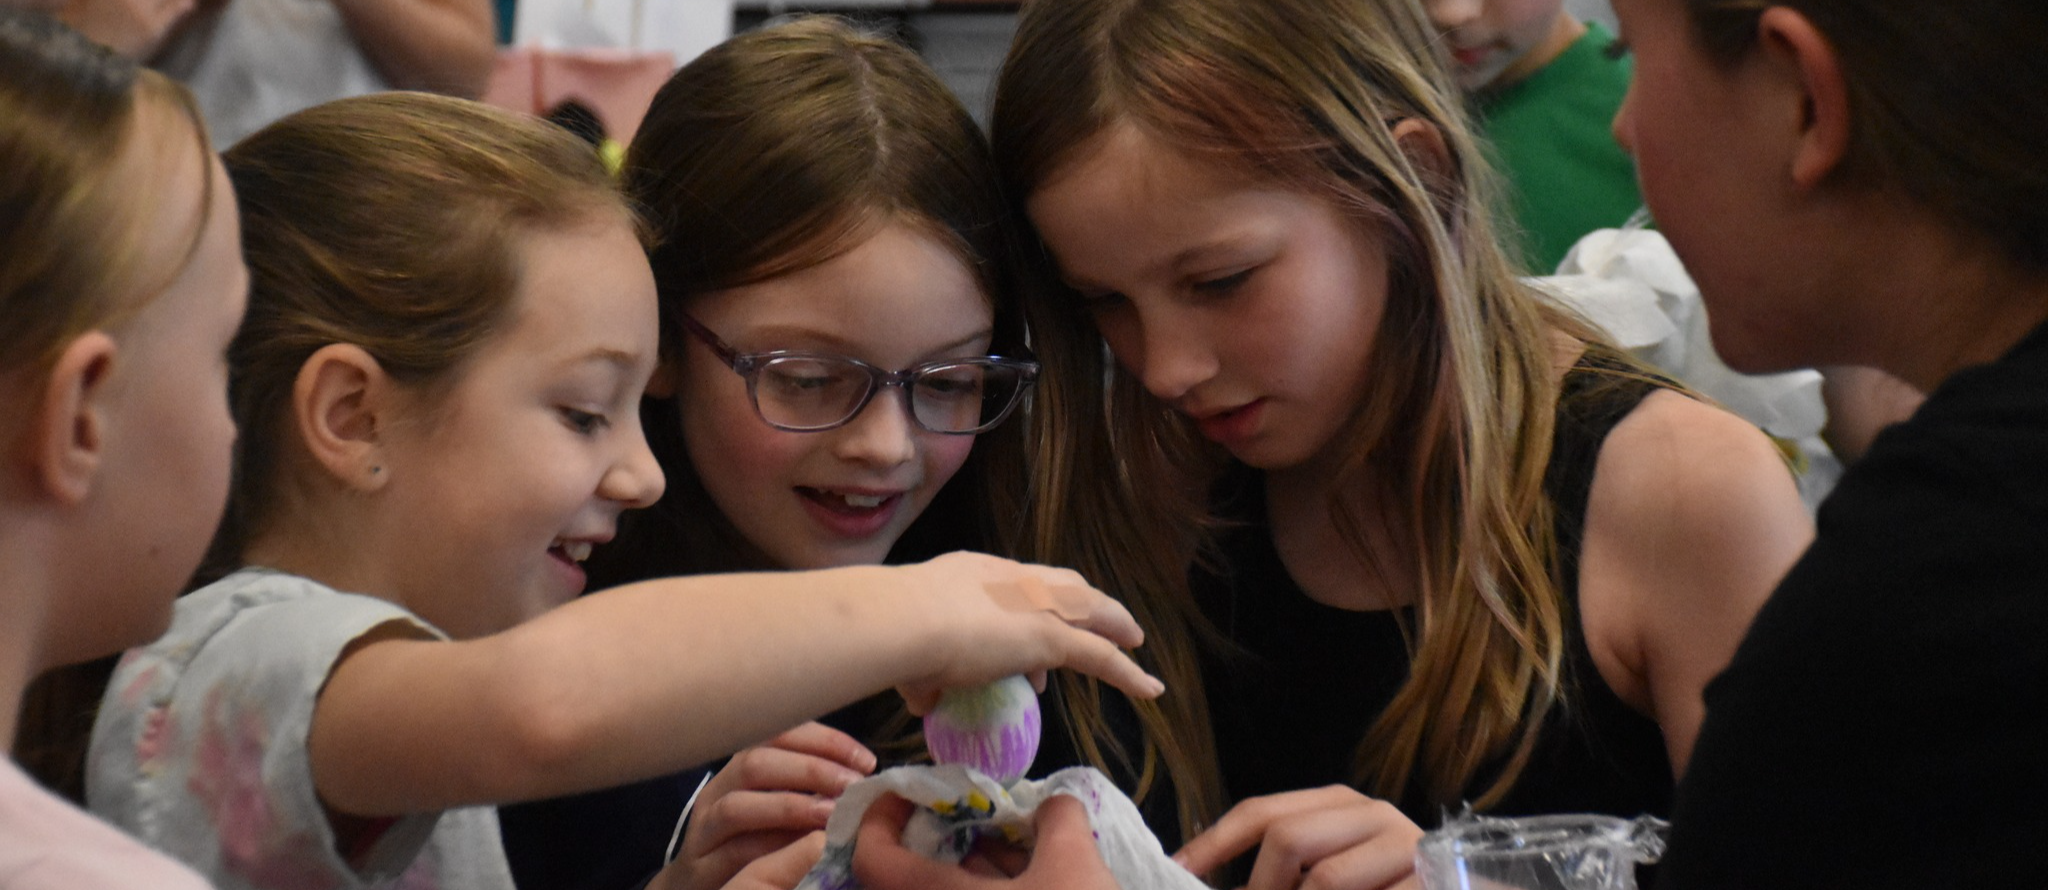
[644,357,677,399]
[1757,7,1850,189]
[293,343,394,492]
[24,331,120,505]
[1390,118,1455,190]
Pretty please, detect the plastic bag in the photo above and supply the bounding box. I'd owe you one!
[1415,812,1668,890]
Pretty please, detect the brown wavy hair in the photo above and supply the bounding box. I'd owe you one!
[994,0,1622,813]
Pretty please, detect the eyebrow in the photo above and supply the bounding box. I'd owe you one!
[558,347,645,372]
[743,324,997,358]
[1061,234,1263,292]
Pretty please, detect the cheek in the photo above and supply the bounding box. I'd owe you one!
[1091,307,1148,378]
[920,435,976,493]
[678,391,810,510]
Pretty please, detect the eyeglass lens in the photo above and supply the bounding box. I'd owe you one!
[752,356,1030,433]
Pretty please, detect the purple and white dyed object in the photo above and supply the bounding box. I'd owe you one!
[922,674,1041,786]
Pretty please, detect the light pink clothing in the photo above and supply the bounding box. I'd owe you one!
[0,758,213,889]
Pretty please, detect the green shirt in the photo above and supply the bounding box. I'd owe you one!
[1475,21,1644,273]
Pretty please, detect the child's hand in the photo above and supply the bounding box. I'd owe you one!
[850,793,1120,890]
[893,552,1162,715]
[681,831,824,890]
[665,723,876,890]
[1173,786,1425,890]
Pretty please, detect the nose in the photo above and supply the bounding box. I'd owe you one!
[828,386,919,469]
[1424,0,1480,32]
[602,413,667,509]
[1110,301,1218,405]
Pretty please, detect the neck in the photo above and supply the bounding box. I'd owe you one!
[1829,206,2048,391]
[1263,456,1414,611]
[239,488,406,609]
[0,516,61,746]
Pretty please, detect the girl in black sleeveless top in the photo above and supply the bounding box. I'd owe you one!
[984,0,1817,885]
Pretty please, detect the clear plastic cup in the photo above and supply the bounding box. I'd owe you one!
[1414,813,1668,890]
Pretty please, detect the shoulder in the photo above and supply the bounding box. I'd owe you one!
[1573,390,1813,716]
[1580,389,1813,615]
[0,764,212,890]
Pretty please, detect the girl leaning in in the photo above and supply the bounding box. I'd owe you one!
[0,11,235,888]
[82,91,1161,890]
[503,17,1197,890]
[974,0,1813,886]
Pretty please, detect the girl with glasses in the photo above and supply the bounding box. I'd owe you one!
[77,90,1161,890]
[501,16,1166,890]
[881,0,1824,886]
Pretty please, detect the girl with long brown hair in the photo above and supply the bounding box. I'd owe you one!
[983,0,1813,884]
[501,16,1210,890]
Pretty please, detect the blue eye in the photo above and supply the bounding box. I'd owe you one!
[561,408,609,435]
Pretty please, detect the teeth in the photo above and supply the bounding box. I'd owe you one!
[559,541,593,563]
[839,493,885,508]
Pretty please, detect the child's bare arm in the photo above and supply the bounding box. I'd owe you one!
[306,553,1159,816]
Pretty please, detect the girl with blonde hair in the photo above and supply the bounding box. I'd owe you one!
[982,0,1813,884]
[0,10,233,887]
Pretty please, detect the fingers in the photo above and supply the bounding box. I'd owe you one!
[1176,787,1403,879]
[1020,795,1120,888]
[851,795,998,890]
[1029,795,1099,860]
[1043,623,1165,701]
[687,732,872,858]
[947,551,1144,649]
[724,831,826,890]
[1176,787,1421,890]
[691,790,835,853]
[1295,835,1425,890]
[762,722,880,775]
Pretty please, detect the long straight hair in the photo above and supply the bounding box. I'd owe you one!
[608,16,1031,757]
[994,0,1616,811]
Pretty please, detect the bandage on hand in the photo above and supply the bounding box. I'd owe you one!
[983,575,1097,622]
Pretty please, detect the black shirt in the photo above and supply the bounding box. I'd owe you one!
[1195,353,1675,825]
[1659,322,2048,888]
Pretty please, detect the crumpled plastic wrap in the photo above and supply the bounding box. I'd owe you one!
[1415,811,1668,890]
[1536,224,1841,509]
[797,765,1207,890]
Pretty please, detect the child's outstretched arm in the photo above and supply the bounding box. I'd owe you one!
[305,552,1159,817]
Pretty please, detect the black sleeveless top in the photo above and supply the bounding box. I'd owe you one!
[1193,353,1675,826]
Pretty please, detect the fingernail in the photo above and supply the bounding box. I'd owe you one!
[813,800,836,823]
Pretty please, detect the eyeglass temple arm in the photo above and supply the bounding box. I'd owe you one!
[677,312,744,367]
